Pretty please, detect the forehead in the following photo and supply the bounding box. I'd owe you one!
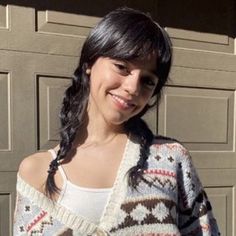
[130,53,157,72]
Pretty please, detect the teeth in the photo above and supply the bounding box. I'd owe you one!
[112,95,133,108]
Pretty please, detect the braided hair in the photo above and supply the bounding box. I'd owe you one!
[124,117,154,189]
[45,7,172,198]
[45,65,90,197]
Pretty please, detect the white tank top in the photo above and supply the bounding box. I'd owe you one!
[48,149,113,224]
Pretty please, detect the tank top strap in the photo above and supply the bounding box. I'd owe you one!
[48,149,68,183]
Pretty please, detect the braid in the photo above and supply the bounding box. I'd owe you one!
[45,66,90,198]
[125,116,154,189]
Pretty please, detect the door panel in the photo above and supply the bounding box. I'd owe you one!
[159,87,235,153]
[38,75,71,150]
[0,72,10,151]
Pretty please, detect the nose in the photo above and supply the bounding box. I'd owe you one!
[122,71,141,96]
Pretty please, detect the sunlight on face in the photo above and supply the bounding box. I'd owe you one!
[87,54,158,127]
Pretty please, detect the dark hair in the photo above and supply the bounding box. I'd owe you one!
[45,7,172,197]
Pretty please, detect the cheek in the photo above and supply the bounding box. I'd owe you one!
[139,89,154,105]
[90,70,121,91]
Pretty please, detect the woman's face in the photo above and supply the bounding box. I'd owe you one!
[87,54,158,127]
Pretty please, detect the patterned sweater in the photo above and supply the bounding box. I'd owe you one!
[14,136,220,236]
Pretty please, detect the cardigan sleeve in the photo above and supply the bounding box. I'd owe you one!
[176,147,220,236]
[14,190,27,236]
[13,189,50,235]
[13,182,73,236]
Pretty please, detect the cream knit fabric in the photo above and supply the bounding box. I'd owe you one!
[14,136,220,236]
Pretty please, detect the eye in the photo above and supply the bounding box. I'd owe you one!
[115,63,127,70]
[141,75,157,89]
[113,61,130,75]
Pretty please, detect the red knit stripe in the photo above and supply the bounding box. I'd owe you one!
[26,210,47,231]
[143,169,176,178]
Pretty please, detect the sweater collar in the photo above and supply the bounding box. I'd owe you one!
[17,134,140,235]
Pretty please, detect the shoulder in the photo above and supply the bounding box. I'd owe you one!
[151,135,187,152]
[18,150,54,192]
[149,136,201,182]
[149,135,191,162]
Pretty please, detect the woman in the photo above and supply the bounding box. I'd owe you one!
[14,7,220,236]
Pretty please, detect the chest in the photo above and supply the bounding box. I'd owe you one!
[62,142,125,188]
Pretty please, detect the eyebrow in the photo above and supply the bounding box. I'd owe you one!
[144,70,159,80]
[113,58,158,79]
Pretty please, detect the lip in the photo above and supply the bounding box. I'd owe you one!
[109,93,136,110]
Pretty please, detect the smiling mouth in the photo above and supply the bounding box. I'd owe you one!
[110,94,136,109]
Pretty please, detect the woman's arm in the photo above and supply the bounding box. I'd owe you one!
[13,152,53,235]
[177,149,220,235]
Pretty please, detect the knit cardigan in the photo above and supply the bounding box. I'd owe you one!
[14,136,220,236]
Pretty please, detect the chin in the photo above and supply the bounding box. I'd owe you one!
[105,115,129,126]
[108,118,127,126]
[104,108,143,126]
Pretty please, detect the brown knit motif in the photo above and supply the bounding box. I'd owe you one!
[110,198,177,233]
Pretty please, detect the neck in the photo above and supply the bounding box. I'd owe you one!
[73,111,126,148]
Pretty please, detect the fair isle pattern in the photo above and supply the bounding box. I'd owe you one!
[141,169,177,191]
[180,217,219,236]
[14,136,220,236]
[110,198,177,233]
[26,210,48,232]
[27,213,53,235]
[105,139,220,235]
[14,191,74,236]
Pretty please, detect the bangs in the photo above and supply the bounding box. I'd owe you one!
[97,16,162,61]
[106,39,158,61]
[87,13,170,70]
